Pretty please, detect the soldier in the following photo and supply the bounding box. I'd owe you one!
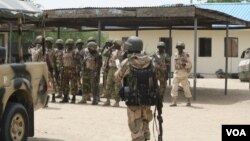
[115,36,161,141]
[152,42,170,96]
[44,37,57,103]
[60,39,77,103]
[103,39,123,107]
[54,39,64,98]
[29,35,44,62]
[78,41,102,105]
[170,41,192,107]
[75,39,85,95]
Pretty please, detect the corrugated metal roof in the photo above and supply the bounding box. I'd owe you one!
[195,3,250,22]
[0,0,41,13]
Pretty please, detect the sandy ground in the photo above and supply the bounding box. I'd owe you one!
[28,78,250,141]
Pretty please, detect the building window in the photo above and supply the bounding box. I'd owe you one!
[159,37,172,56]
[224,37,238,57]
[199,38,212,57]
[0,34,5,47]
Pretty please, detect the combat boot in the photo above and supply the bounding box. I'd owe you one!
[51,93,56,103]
[103,99,111,106]
[71,95,76,104]
[87,95,91,101]
[92,98,98,105]
[60,94,69,103]
[55,93,62,98]
[112,101,120,107]
[170,97,177,107]
[186,98,191,106]
[78,95,87,104]
[43,95,50,108]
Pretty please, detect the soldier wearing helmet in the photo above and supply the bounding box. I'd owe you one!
[78,41,102,105]
[54,39,64,98]
[60,39,77,103]
[103,39,123,107]
[170,41,192,107]
[152,41,170,97]
[115,36,160,141]
[29,35,44,62]
[75,39,85,95]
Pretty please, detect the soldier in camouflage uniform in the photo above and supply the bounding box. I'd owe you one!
[54,39,64,98]
[103,39,123,107]
[78,41,102,105]
[75,39,85,95]
[45,37,57,103]
[115,36,154,141]
[152,42,170,96]
[170,41,192,107]
[29,35,44,62]
[60,39,77,103]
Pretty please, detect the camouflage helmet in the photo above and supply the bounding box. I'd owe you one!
[55,39,64,45]
[75,39,84,45]
[87,41,97,50]
[125,36,143,52]
[87,36,96,43]
[176,41,185,49]
[65,38,74,45]
[45,37,54,43]
[157,42,166,48]
[113,39,122,47]
[35,35,42,44]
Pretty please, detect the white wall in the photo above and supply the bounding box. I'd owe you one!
[106,29,250,74]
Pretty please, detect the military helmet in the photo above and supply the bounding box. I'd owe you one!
[45,37,54,43]
[35,35,42,44]
[157,42,166,48]
[65,39,74,45]
[176,41,185,49]
[125,36,143,52]
[75,39,84,45]
[87,41,97,50]
[55,39,64,45]
[87,36,96,43]
[113,39,122,47]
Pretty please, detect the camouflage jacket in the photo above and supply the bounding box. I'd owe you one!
[63,49,77,69]
[45,48,55,72]
[174,52,192,73]
[75,48,85,71]
[115,53,152,81]
[84,51,102,71]
[108,49,123,68]
[29,44,44,62]
[152,51,170,80]
[54,48,64,71]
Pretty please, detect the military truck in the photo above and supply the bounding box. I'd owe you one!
[0,0,48,140]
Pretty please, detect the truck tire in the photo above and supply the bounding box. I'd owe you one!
[1,102,29,141]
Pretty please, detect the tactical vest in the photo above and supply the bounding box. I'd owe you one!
[120,62,158,106]
[63,51,76,68]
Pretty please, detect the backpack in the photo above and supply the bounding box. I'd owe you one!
[119,61,159,106]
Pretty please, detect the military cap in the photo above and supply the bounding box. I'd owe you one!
[176,41,185,49]
[157,42,166,48]
[35,35,43,44]
[65,39,74,45]
[87,36,96,43]
[55,39,64,45]
[75,39,84,45]
[87,41,97,50]
[45,37,54,43]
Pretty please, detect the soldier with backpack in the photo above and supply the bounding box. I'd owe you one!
[115,36,163,141]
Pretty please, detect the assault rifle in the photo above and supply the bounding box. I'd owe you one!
[156,94,163,141]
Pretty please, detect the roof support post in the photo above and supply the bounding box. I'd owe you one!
[98,20,102,48]
[168,26,172,86]
[225,22,229,95]
[57,26,61,39]
[18,16,23,63]
[193,18,198,100]
[136,27,139,37]
[7,23,12,63]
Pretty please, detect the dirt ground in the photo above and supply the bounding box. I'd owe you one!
[28,78,250,141]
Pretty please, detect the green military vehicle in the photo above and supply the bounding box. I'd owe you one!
[0,0,48,140]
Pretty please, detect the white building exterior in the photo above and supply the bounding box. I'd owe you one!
[107,29,250,75]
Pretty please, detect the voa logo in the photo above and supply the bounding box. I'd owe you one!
[226,129,247,136]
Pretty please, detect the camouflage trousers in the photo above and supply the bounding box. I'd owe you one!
[82,69,98,101]
[105,67,121,101]
[54,69,63,95]
[159,79,167,96]
[76,66,82,91]
[127,106,153,141]
[171,76,192,98]
[48,71,57,94]
[62,67,77,96]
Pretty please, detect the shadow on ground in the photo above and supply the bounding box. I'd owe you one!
[28,137,64,141]
[164,86,250,105]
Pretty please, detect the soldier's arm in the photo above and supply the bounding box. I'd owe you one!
[185,53,192,69]
[115,59,130,81]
